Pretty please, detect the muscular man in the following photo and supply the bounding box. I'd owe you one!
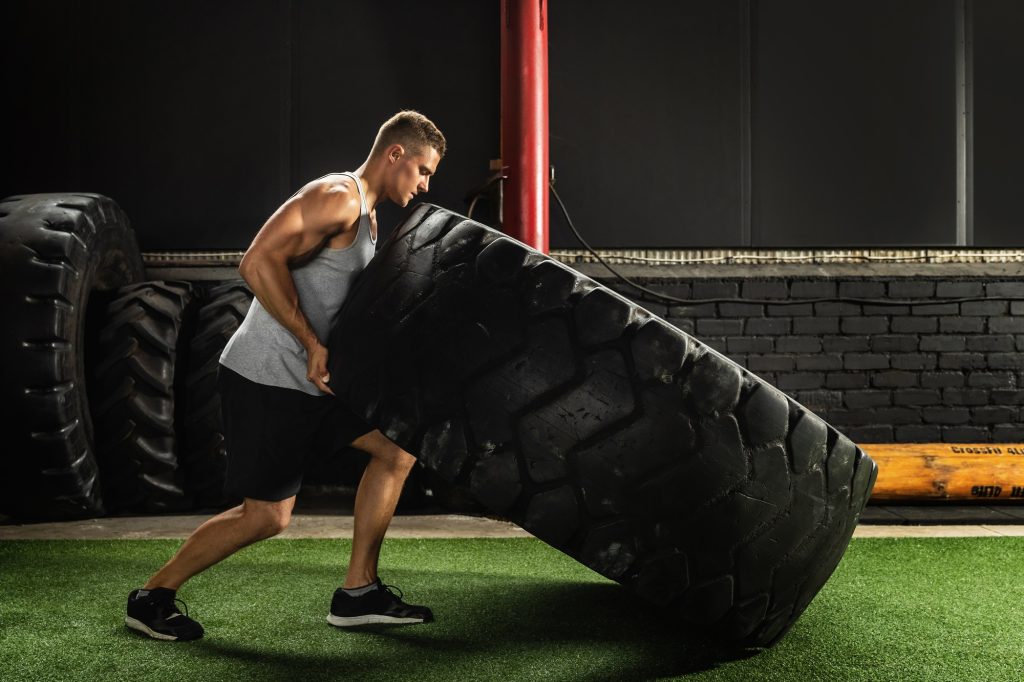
[125,111,446,641]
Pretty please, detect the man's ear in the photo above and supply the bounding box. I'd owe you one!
[388,144,405,164]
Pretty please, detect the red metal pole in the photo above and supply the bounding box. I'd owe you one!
[500,0,549,253]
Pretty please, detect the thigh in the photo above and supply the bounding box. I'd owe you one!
[314,400,375,453]
[218,365,323,501]
[349,429,415,469]
[242,495,296,522]
[349,429,389,453]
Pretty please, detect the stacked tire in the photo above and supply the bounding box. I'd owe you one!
[0,193,253,519]
[88,279,257,515]
[89,281,195,513]
[0,190,400,519]
[0,193,145,520]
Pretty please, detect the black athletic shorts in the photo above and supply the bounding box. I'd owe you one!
[217,364,374,501]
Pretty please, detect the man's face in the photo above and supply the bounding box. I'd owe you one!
[388,145,441,207]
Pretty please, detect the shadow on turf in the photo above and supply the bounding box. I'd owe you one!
[170,581,759,680]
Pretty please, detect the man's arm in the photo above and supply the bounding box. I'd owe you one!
[238,181,361,395]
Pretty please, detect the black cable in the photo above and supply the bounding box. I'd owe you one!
[549,181,1024,309]
[550,182,706,305]
[466,174,503,221]
[467,194,482,220]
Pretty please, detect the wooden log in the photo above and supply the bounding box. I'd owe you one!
[860,443,1024,502]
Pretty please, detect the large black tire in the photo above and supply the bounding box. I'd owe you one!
[0,193,144,520]
[327,204,877,647]
[90,281,195,513]
[180,280,252,509]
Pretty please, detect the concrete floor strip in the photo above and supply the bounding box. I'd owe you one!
[853,524,1024,538]
[0,514,532,540]
[3,515,1024,540]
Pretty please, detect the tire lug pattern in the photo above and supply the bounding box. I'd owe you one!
[739,385,790,447]
[580,520,636,579]
[90,281,195,513]
[327,204,876,647]
[574,288,634,347]
[631,318,688,383]
[523,485,580,546]
[0,193,144,520]
[475,237,529,284]
[523,261,577,315]
[469,451,522,512]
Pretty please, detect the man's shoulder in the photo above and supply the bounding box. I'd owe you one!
[296,175,361,225]
[303,173,359,201]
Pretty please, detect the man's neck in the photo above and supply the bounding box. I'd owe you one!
[353,158,385,209]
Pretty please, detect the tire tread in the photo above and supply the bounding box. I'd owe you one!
[327,205,875,646]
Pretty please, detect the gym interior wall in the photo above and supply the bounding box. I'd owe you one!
[5,1,1024,250]
[1,0,499,250]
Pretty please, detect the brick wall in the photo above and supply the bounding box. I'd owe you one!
[580,265,1024,443]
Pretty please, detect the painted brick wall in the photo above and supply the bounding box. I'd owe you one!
[589,270,1024,443]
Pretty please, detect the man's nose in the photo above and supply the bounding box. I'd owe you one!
[420,177,429,193]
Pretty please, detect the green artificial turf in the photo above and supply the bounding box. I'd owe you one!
[0,537,1022,681]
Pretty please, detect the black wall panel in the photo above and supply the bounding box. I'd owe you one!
[3,1,288,250]
[85,1,289,250]
[3,1,86,199]
[752,0,956,246]
[4,1,1024,250]
[549,0,743,248]
[973,0,1024,246]
[294,0,499,244]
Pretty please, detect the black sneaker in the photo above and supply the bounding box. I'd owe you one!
[125,588,204,641]
[328,579,434,627]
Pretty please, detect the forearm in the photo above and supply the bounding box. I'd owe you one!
[240,257,321,351]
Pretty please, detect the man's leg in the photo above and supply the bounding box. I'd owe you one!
[126,496,295,640]
[327,429,431,626]
[344,430,416,588]
[145,496,296,590]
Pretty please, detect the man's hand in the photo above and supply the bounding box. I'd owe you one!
[306,341,335,395]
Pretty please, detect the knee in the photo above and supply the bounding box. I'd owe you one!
[381,445,417,475]
[360,434,417,474]
[262,514,291,538]
[244,502,292,539]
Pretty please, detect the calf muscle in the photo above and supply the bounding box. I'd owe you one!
[144,497,295,591]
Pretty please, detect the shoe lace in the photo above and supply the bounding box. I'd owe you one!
[152,592,191,619]
[379,582,405,601]
[173,597,191,619]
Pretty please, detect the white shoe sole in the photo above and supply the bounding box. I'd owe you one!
[327,613,425,627]
[125,616,181,641]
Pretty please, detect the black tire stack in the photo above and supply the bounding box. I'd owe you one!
[0,193,145,520]
[0,189,399,519]
[89,281,195,513]
[0,192,252,519]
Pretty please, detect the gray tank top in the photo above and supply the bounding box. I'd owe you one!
[219,172,376,395]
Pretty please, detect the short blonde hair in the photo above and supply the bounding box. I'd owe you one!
[371,110,447,158]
